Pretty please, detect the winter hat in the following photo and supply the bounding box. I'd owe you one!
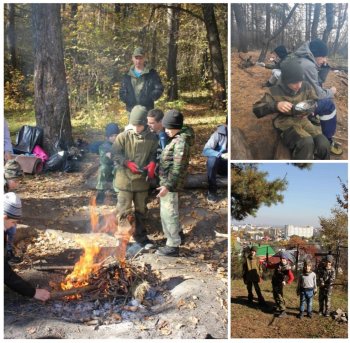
[280,252,289,260]
[326,255,334,263]
[281,59,304,84]
[250,246,257,252]
[273,45,288,59]
[129,105,147,125]
[4,160,24,180]
[105,123,120,137]
[4,192,22,219]
[310,39,328,57]
[132,47,144,57]
[162,110,184,129]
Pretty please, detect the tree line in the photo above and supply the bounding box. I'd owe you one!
[4,3,227,153]
[232,3,348,61]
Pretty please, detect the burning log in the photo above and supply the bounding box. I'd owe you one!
[51,285,99,300]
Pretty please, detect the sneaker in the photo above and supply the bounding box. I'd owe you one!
[324,311,330,317]
[7,250,22,264]
[278,311,287,318]
[155,246,179,257]
[318,311,324,316]
[330,141,343,155]
[306,312,312,318]
[297,312,303,319]
[207,192,219,203]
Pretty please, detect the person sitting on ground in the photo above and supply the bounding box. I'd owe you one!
[253,58,331,160]
[202,118,228,203]
[4,192,50,301]
[317,255,336,317]
[263,45,289,87]
[119,47,164,116]
[294,39,342,155]
[296,260,317,319]
[112,105,158,256]
[156,110,195,257]
[4,159,24,263]
[242,246,267,306]
[96,123,120,204]
[266,252,294,317]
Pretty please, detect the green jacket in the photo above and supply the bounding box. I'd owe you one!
[112,127,158,192]
[159,126,195,192]
[253,80,318,118]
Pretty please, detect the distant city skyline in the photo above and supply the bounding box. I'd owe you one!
[233,163,348,227]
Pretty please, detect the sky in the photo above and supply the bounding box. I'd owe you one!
[233,163,348,227]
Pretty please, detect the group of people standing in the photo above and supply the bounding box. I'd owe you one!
[242,246,336,319]
[94,46,228,257]
[254,39,343,159]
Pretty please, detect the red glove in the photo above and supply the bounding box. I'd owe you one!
[143,161,156,179]
[125,160,140,174]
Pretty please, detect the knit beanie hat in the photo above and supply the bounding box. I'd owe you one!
[4,192,22,219]
[162,110,183,129]
[326,255,334,263]
[281,59,304,84]
[280,252,289,260]
[129,105,147,125]
[4,160,24,180]
[273,45,288,59]
[105,123,120,137]
[310,39,328,57]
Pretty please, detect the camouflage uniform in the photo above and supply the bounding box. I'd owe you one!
[96,141,116,191]
[270,262,294,312]
[159,126,195,247]
[317,265,336,315]
[112,126,158,244]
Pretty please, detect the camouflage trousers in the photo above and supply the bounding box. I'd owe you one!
[272,284,286,311]
[117,190,149,244]
[96,163,114,191]
[319,286,332,314]
[160,192,181,247]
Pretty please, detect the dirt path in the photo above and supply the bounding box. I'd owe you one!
[231,279,347,338]
[231,51,348,160]
[4,155,228,339]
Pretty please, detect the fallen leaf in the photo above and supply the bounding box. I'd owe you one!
[189,316,199,325]
[26,327,37,335]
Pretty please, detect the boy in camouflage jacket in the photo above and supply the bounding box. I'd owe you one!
[96,123,120,204]
[317,255,336,316]
[156,110,195,257]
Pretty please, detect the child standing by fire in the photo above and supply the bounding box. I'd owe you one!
[156,110,194,257]
[296,260,317,318]
[266,252,294,317]
[96,123,120,204]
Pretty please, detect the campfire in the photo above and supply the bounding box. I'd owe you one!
[46,198,151,302]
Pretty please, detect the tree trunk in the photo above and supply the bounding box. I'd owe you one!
[32,4,73,154]
[258,4,298,62]
[232,4,248,53]
[331,4,348,55]
[5,3,17,70]
[322,3,334,44]
[166,4,180,101]
[202,4,227,109]
[311,4,321,40]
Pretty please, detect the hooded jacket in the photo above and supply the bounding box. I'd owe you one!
[112,127,158,192]
[159,126,195,192]
[119,66,164,112]
[294,42,334,99]
[202,125,227,158]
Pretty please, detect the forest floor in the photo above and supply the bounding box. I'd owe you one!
[231,279,348,338]
[4,101,228,339]
[231,51,348,160]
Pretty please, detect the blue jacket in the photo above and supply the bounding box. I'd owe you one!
[202,125,227,158]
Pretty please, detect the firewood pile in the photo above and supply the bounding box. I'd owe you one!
[37,257,157,302]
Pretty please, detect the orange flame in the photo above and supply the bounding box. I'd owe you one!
[89,197,99,232]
